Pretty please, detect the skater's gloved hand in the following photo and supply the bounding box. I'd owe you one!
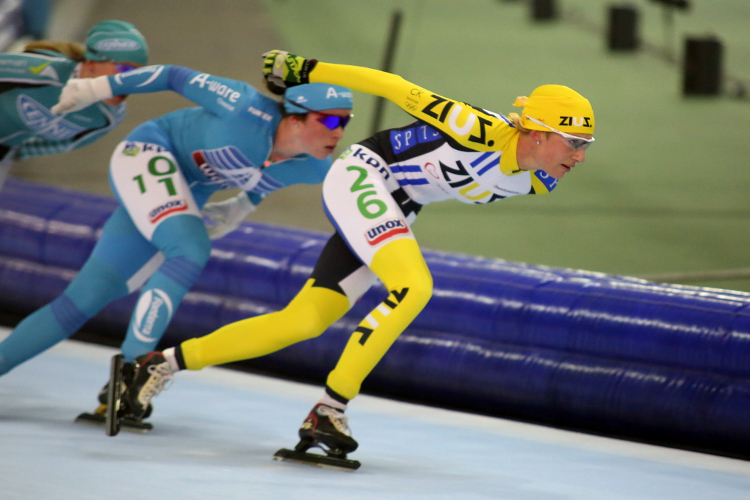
[52,76,114,114]
[262,50,317,95]
[202,191,256,240]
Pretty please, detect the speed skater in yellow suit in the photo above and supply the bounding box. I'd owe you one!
[120,50,595,468]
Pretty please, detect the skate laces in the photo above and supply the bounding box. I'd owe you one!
[137,362,173,405]
[316,404,352,436]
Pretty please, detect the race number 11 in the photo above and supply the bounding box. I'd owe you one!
[133,156,178,196]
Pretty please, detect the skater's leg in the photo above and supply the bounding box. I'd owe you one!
[315,147,431,403]
[0,208,156,375]
[123,281,347,418]
[290,238,431,457]
[325,237,433,401]
[122,232,374,416]
[179,279,350,369]
[285,149,429,456]
[119,213,211,361]
[108,139,210,362]
[179,231,370,370]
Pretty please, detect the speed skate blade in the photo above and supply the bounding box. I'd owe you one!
[75,412,153,433]
[105,354,124,437]
[273,448,361,472]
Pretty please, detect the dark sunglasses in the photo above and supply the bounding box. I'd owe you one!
[287,101,352,130]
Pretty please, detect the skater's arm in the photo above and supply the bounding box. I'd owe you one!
[17,104,125,158]
[262,50,515,152]
[54,65,257,117]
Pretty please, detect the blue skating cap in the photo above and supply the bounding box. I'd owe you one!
[283,83,353,114]
[84,20,149,66]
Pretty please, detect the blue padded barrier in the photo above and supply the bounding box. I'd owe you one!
[2,178,750,455]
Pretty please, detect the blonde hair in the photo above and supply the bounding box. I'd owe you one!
[24,41,86,62]
[508,113,531,133]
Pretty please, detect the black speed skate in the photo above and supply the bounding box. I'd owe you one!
[74,356,153,434]
[122,351,174,419]
[273,404,361,471]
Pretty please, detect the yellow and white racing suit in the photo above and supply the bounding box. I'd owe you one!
[178,64,559,403]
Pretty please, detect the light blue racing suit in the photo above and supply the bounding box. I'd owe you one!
[0,65,335,375]
[0,49,126,185]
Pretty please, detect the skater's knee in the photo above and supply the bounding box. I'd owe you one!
[163,236,211,268]
[291,310,331,341]
[278,309,328,341]
[370,238,433,311]
[279,285,350,341]
[50,295,90,333]
[150,219,211,289]
[174,236,211,266]
[402,270,433,311]
[153,215,212,266]
[64,258,129,315]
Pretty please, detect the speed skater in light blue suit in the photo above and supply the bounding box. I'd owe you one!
[0,20,149,189]
[0,64,353,414]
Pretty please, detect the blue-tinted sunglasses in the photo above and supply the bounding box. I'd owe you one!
[287,101,352,130]
[86,49,139,74]
[115,63,138,73]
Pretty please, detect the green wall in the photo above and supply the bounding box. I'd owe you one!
[262,0,750,291]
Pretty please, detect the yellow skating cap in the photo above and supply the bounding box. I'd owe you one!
[513,84,595,134]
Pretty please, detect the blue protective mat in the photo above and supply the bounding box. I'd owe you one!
[1,327,749,500]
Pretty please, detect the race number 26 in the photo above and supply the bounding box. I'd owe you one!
[346,165,387,219]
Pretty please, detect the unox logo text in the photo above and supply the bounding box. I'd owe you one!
[366,219,409,246]
[149,199,188,223]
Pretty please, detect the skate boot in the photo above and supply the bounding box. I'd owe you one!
[75,361,153,432]
[299,404,358,455]
[273,404,361,471]
[123,351,174,420]
[97,362,154,419]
